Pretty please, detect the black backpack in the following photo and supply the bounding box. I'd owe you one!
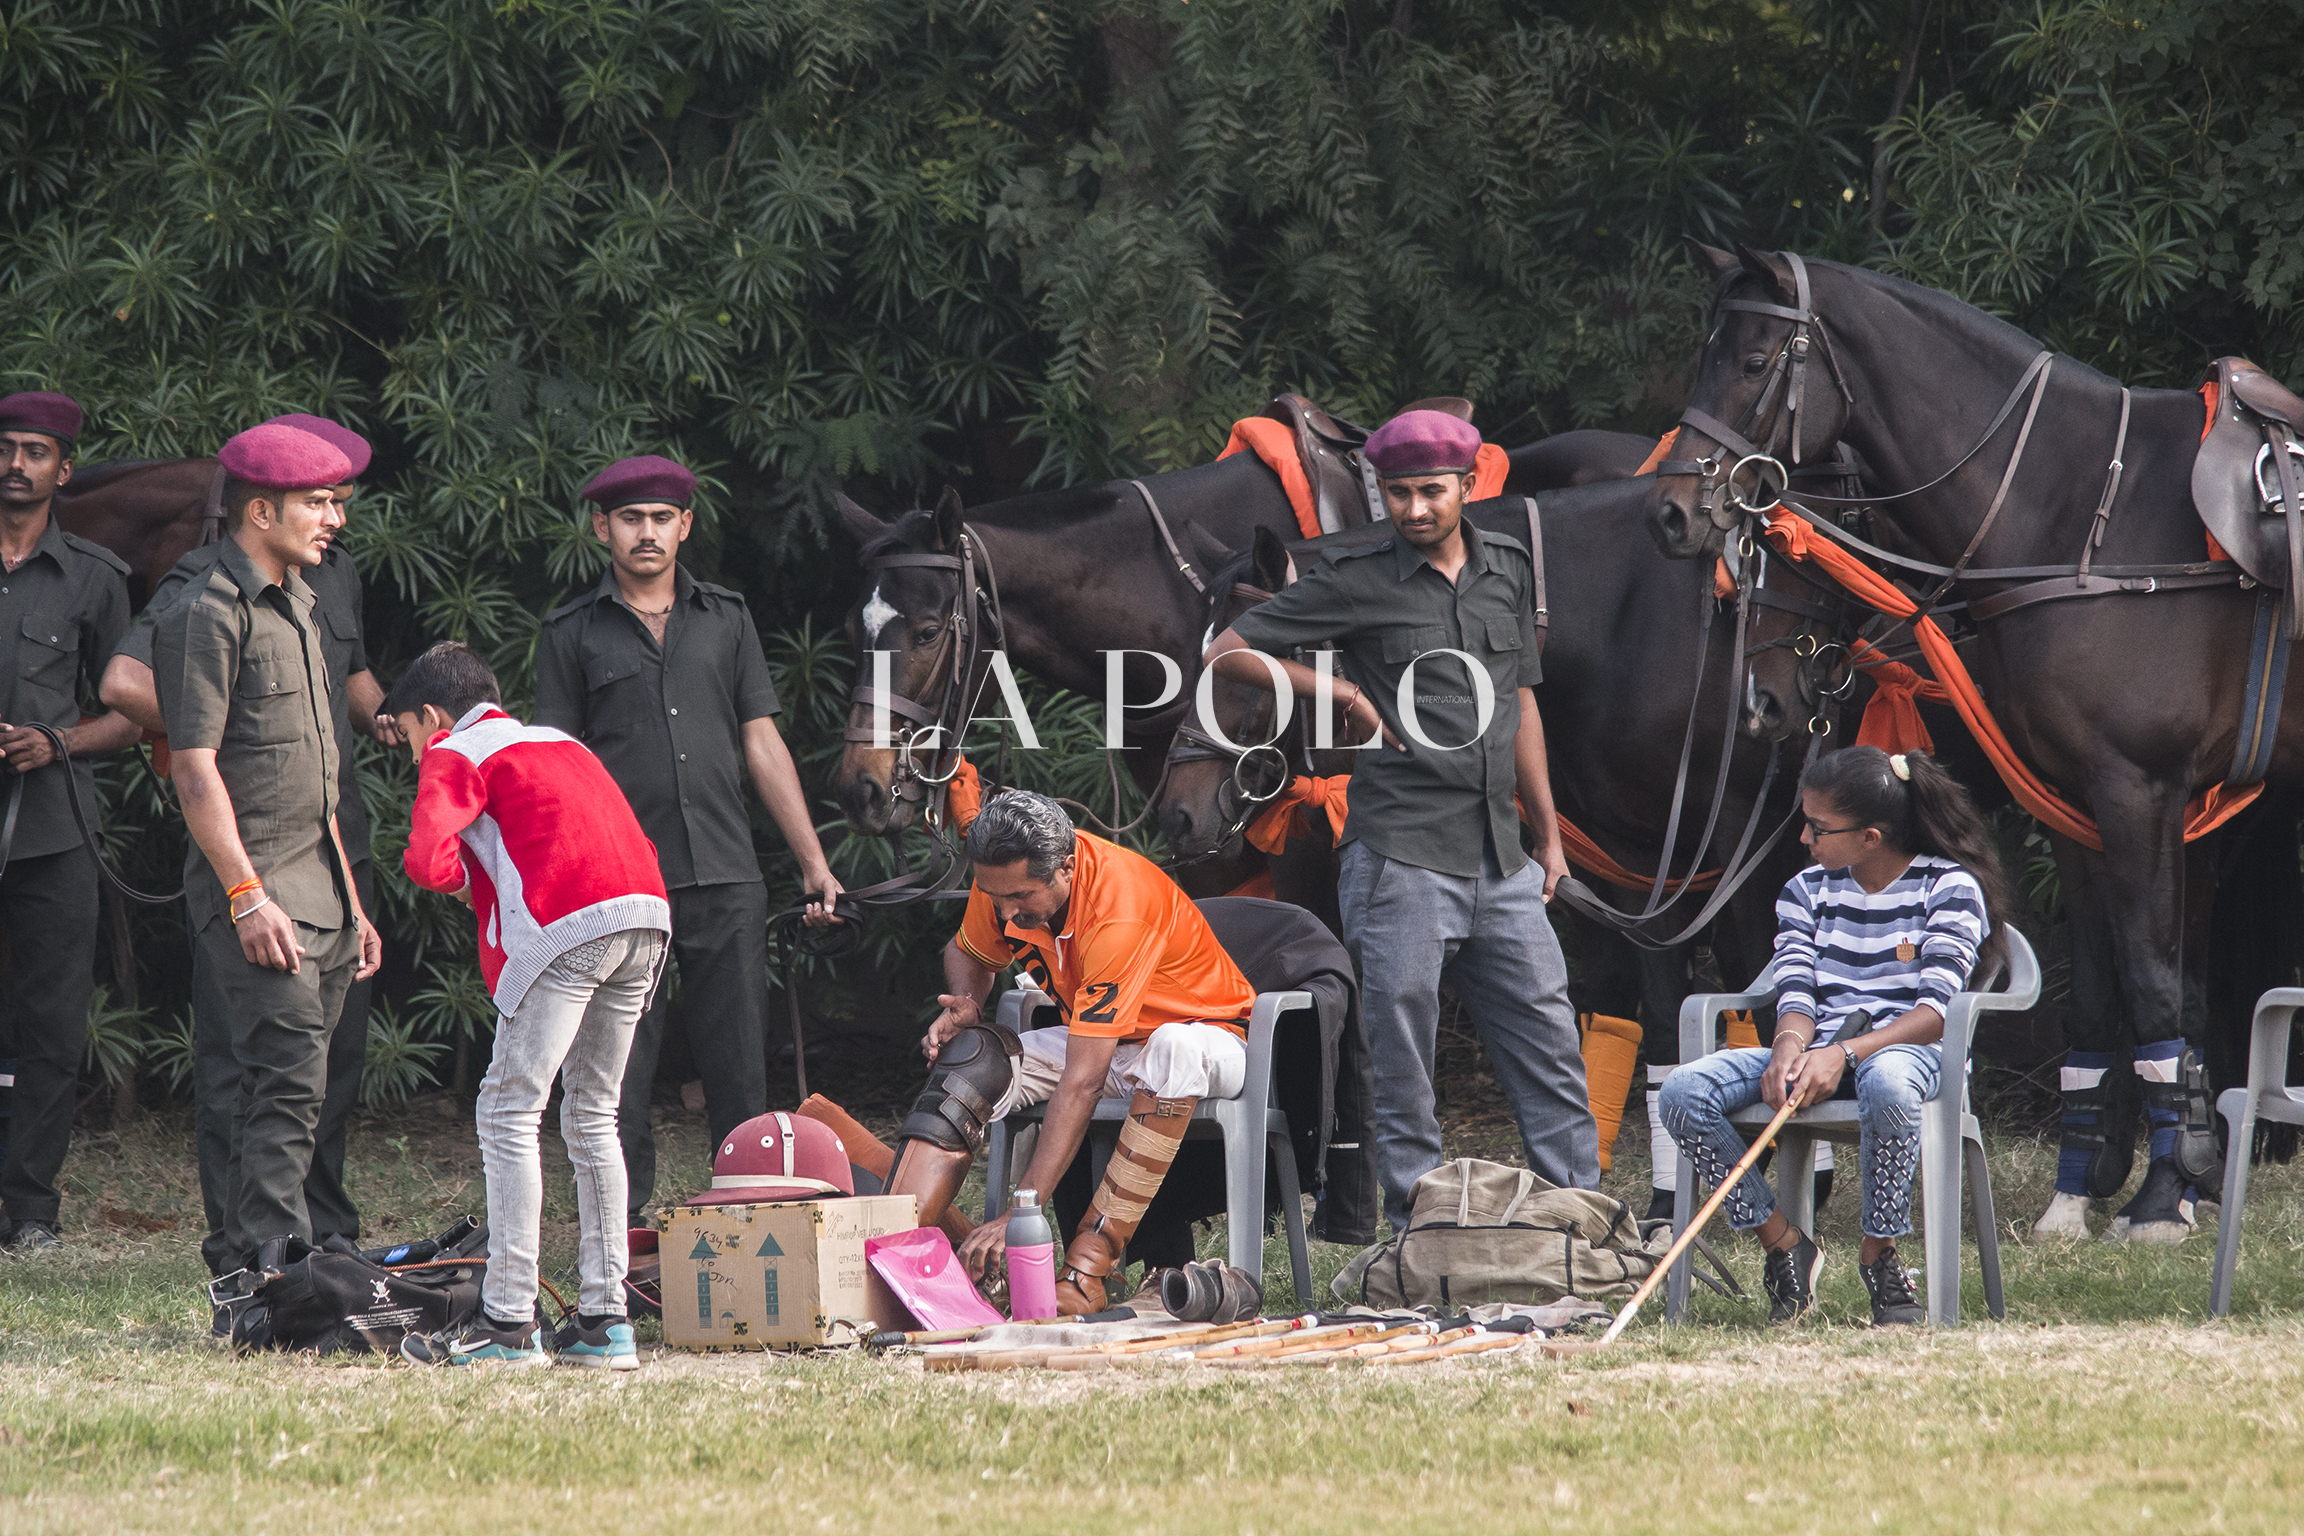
[221,1219,490,1356]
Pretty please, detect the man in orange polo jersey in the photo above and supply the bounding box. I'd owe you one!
[884,790,1255,1314]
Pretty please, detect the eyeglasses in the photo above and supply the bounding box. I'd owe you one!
[1803,817,1866,839]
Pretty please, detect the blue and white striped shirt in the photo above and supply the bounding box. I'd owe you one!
[1772,854,1989,1045]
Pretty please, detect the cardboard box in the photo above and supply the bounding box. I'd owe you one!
[661,1194,917,1350]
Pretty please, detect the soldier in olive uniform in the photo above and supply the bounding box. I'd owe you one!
[1208,410,1596,1230]
[0,392,141,1251]
[102,416,390,1272]
[533,455,841,1222]
[152,422,383,1273]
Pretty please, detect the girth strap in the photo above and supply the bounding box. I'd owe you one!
[2227,587,2293,789]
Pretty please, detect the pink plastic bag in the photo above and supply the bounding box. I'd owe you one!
[864,1227,1004,1330]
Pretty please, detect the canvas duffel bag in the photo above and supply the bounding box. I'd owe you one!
[1334,1158,1671,1309]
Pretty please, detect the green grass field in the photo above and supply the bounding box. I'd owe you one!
[5,1100,2304,1534]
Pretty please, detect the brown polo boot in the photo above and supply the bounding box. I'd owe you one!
[1055,1090,1196,1315]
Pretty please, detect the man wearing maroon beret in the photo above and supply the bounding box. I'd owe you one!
[1206,409,1596,1229]
[534,455,842,1223]
[151,422,383,1277]
[0,391,142,1251]
[102,414,391,1275]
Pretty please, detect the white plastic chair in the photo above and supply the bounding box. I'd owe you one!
[2209,987,2304,1316]
[1665,927,2040,1325]
[981,987,1316,1303]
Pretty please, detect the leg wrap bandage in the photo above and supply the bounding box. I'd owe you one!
[1056,1090,1194,1315]
[2056,1052,2113,1196]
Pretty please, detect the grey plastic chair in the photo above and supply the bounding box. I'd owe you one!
[2208,987,2304,1316]
[981,988,1316,1303]
[1665,926,2040,1325]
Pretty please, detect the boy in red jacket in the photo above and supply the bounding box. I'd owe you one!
[386,643,670,1369]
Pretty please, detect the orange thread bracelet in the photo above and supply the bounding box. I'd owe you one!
[225,877,263,902]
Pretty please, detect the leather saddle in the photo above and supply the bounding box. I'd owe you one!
[1261,393,1474,534]
[2193,356,2304,598]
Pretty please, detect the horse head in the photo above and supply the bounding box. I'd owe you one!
[833,485,978,835]
[1155,524,1300,864]
[1649,243,1855,561]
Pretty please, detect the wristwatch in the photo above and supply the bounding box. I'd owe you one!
[1840,1041,1859,1072]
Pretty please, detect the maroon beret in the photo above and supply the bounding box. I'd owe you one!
[218,423,354,491]
[1365,409,1482,477]
[582,455,695,511]
[264,414,371,478]
[0,391,84,446]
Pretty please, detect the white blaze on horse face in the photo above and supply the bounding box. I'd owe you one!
[861,581,902,646]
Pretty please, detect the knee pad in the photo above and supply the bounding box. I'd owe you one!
[898,1023,1022,1154]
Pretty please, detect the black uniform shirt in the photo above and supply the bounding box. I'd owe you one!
[533,565,781,890]
[0,513,131,860]
[1226,520,1543,879]
[121,541,373,864]
[152,539,345,933]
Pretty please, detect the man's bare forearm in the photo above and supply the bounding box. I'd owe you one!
[64,709,142,757]
[172,749,257,889]
[944,942,995,1012]
[1017,1071,1103,1206]
[743,717,834,879]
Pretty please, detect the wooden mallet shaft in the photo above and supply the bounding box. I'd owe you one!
[1599,1092,1803,1346]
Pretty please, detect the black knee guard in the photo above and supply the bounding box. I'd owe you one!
[898,1023,1022,1153]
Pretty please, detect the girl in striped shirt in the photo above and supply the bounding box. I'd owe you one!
[1661,746,2016,1326]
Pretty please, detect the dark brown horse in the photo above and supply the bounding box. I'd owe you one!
[52,458,218,610]
[1648,245,2303,1240]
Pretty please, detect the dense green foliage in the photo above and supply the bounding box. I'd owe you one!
[3,0,2299,1099]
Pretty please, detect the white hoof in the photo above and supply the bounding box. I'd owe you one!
[2108,1215,2194,1246]
[2029,1192,2092,1240]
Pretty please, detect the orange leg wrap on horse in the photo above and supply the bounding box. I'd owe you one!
[1055,1090,1195,1315]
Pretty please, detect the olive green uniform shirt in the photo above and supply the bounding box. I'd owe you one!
[532,565,781,890]
[1226,520,1543,879]
[152,539,347,934]
[122,542,372,864]
[0,514,131,860]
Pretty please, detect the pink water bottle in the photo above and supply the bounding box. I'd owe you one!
[1005,1188,1058,1321]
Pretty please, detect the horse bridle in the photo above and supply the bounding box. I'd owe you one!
[1659,252,1857,531]
[837,529,1007,905]
[1161,581,1297,864]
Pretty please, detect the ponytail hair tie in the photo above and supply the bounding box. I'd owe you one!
[1890,753,1911,782]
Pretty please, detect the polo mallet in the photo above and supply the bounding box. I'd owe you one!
[1600,1091,1804,1344]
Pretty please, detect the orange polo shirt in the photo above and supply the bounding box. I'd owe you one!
[956,831,1256,1042]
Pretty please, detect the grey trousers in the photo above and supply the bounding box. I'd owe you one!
[1339,838,1598,1230]
[195,915,359,1267]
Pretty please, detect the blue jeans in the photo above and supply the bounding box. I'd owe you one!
[1658,1044,1941,1240]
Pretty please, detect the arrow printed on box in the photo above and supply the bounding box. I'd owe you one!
[689,1232,718,1261]
[756,1233,783,1256]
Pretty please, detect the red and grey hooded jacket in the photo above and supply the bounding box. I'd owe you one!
[403,703,671,1015]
